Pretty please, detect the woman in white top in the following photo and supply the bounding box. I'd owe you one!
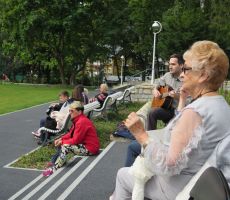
[53,84,89,129]
[110,40,230,200]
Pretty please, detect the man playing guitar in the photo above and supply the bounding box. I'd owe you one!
[147,54,184,130]
[124,54,185,167]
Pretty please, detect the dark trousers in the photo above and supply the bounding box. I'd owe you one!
[51,146,61,164]
[147,107,175,131]
[125,140,141,167]
[40,118,46,127]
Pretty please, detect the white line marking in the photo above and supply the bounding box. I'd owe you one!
[4,147,41,168]
[8,175,43,200]
[21,157,87,200]
[57,141,116,200]
[9,167,64,200]
[37,157,88,200]
[7,156,84,200]
[4,166,43,172]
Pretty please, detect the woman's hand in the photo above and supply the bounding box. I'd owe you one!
[124,112,149,145]
[177,87,190,112]
[50,102,58,107]
[54,138,62,147]
[153,88,161,98]
[180,87,189,100]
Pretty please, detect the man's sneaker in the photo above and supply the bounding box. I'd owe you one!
[42,168,53,177]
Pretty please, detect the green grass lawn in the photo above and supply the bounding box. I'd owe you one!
[11,102,144,169]
[0,83,73,114]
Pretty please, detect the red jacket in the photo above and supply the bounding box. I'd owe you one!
[61,113,100,155]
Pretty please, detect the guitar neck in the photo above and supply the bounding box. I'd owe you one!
[161,89,180,99]
[161,92,170,99]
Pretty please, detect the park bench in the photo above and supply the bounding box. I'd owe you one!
[37,101,101,146]
[117,86,135,104]
[176,134,230,199]
[108,91,123,111]
[93,91,123,120]
[84,100,101,119]
[37,114,71,146]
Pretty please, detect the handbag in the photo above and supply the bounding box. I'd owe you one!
[189,167,230,200]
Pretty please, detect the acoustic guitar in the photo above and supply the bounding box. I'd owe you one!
[151,86,174,110]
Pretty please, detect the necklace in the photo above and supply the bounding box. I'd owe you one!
[192,90,216,102]
[200,90,216,97]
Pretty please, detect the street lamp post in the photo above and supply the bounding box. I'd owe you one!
[120,55,125,85]
[151,21,162,85]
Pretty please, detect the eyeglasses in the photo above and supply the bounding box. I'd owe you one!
[182,66,192,74]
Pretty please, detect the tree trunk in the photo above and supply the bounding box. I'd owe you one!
[113,56,120,81]
[45,68,51,84]
[57,56,66,85]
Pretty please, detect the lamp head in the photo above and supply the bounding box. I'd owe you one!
[120,55,125,60]
[152,21,162,34]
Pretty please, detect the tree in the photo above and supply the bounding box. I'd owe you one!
[159,0,209,58]
[89,0,132,81]
[0,0,96,84]
[127,0,173,77]
[208,0,230,49]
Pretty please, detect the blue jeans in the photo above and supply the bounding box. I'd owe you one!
[125,140,141,167]
[51,146,61,164]
[114,130,135,140]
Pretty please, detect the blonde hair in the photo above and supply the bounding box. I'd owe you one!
[100,83,108,93]
[183,40,229,90]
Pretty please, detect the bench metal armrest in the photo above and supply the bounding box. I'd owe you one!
[38,114,71,134]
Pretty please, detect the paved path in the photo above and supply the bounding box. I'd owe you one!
[0,89,129,200]
[0,103,49,199]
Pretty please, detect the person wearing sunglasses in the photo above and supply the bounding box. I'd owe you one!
[110,41,230,200]
[42,101,100,177]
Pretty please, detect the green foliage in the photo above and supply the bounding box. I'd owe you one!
[0,0,229,84]
[219,87,230,105]
[128,0,173,68]
[208,0,230,48]
[159,0,209,58]
[0,0,96,84]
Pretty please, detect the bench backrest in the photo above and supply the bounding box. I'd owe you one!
[126,86,135,92]
[117,86,135,103]
[93,96,113,112]
[109,91,123,100]
[84,101,100,114]
[93,91,123,113]
[176,134,230,200]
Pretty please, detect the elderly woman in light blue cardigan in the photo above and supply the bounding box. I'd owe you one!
[110,40,230,200]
